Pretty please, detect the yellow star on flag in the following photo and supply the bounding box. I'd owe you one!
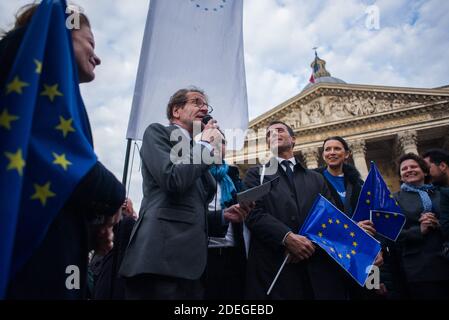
[318,232,323,238]
[338,253,343,259]
[376,212,381,217]
[31,182,56,206]
[343,224,349,229]
[335,219,340,224]
[52,152,72,171]
[5,148,26,176]
[328,218,333,224]
[34,59,42,74]
[366,199,371,204]
[321,223,326,229]
[330,248,335,253]
[389,194,394,199]
[6,76,29,95]
[385,214,390,219]
[353,241,358,247]
[367,191,371,196]
[55,116,75,138]
[0,109,19,130]
[351,250,356,255]
[350,232,355,237]
[346,254,351,259]
[41,83,63,102]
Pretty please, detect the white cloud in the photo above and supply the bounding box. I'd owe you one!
[1,0,448,212]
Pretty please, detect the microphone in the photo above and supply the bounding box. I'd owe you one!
[201,114,223,137]
[201,115,214,133]
[202,114,213,125]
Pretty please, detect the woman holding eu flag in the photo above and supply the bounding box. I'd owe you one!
[395,153,449,299]
[1,2,126,299]
[316,136,385,299]
[316,137,376,234]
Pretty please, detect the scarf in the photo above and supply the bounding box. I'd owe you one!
[400,183,435,212]
[209,162,236,208]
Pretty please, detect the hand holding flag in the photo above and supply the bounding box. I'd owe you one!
[352,162,406,241]
[267,194,381,294]
[299,195,382,286]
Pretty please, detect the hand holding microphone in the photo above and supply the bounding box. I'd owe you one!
[202,114,219,130]
[200,115,223,146]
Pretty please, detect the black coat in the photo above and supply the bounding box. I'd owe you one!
[7,163,126,300]
[206,165,247,300]
[91,216,136,300]
[243,158,349,300]
[2,26,126,300]
[207,165,245,244]
[315,164,363,215]
[395,188,449,283]
[440,187,449,240]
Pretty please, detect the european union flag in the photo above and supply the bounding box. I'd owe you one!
[0,0,96,298]
[299,195,381,286]
[352,162,406,241]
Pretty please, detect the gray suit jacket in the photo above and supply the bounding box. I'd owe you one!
[119,123,215,280]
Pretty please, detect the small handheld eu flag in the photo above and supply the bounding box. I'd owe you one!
[300,195,381,286]
[352,162,406,241]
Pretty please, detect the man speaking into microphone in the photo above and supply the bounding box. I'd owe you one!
[119,87,224,300]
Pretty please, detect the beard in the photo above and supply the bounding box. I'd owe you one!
[431,172,448,186]
[270,141,293,155]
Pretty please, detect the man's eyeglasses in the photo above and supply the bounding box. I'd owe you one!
[186,98,213,114]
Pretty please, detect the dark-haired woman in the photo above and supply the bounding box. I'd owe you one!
[316,136,383,299]
[316,137,363,216]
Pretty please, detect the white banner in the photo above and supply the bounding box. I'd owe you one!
[127,0,248,149]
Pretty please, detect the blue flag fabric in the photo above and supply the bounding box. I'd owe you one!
[352,162,406,241]
[0,0,97,298]
[299,195,381,286]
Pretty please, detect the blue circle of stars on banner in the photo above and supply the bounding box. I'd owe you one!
[190,0,228,12]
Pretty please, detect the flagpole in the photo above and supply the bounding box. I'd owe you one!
[267,254,290,296]
[122,138,133,185]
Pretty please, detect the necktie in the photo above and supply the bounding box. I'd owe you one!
[281,160,295,188]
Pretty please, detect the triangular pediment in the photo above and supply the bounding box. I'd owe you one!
[250,83,449,131]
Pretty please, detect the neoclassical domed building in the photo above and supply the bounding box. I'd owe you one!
[229,52,449,191]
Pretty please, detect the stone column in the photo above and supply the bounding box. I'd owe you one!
[350,140,369,179]
[397,130,418,155]
[302,147,319,169]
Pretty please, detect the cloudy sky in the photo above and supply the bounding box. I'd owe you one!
[1,0,448,211]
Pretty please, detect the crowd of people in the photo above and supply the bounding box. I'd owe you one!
[2,3,449,300]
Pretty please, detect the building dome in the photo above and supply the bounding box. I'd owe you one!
[302,51,346,91]
[302,76,346,91]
